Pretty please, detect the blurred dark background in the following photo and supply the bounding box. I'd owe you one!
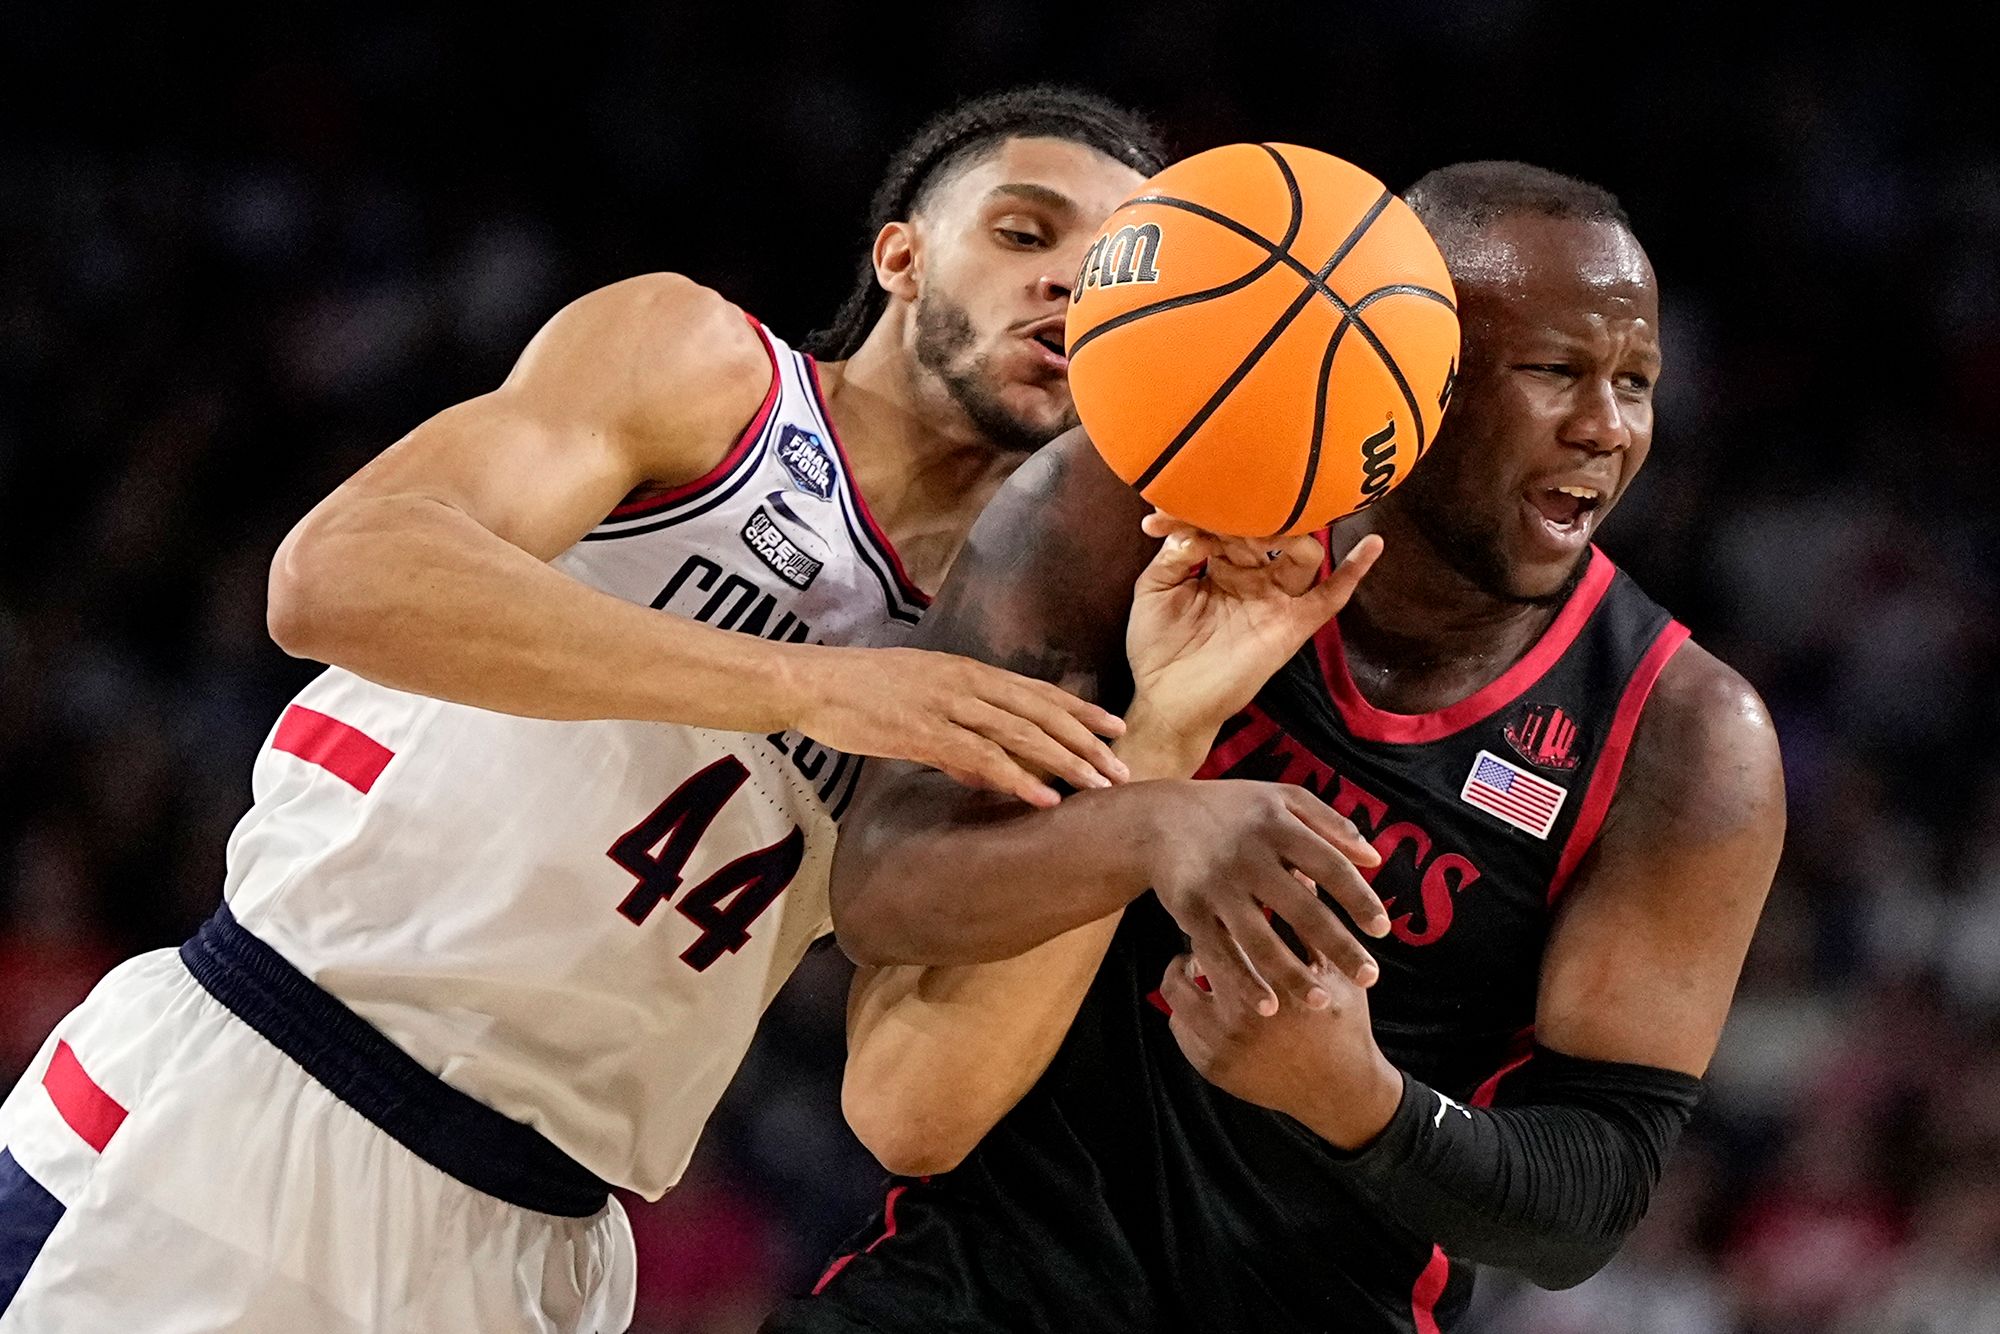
[4,4,1998,1331]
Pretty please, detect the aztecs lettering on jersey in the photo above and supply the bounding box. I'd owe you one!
[1201,708,1485,948]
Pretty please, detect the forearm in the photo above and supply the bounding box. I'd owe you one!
[833,711,1210,965]
[842,914,1121,1175]
[270,494,810,727]
[1323,1048,1705,1290]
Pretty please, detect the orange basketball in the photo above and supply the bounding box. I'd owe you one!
[1065,143,1460,537]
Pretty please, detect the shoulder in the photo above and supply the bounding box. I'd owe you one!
[972,429,1153,553]
[912,429,1156,686]
[503,273,773,452]
[1608,636,1785,850]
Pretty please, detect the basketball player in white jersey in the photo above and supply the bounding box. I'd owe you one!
[0,88,1168,1333]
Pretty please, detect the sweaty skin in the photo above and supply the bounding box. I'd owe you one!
[835,212,1782,1174]
[267,136,1144,809]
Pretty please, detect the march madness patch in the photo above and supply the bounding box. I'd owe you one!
[741,507,824,589]
[1503,703,1583,771]
[1460,749,1568,839]
[775,425,835,500]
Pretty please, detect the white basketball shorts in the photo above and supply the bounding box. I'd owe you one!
[0,946,636,1332]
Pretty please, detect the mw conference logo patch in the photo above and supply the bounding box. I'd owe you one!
[741,507,824,590]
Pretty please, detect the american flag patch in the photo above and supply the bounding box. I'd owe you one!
[1460,749,1568,839]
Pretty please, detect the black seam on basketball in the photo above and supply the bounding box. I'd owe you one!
[1124,193,1434,453]
[1131,278,1322,491]
[1068,146,1306,361]
[1130,190,1400,495]
[1282,316,1357,533]
[1125,195,1328,293]
[1343,287,1433,454]
[1353,282,1455,312]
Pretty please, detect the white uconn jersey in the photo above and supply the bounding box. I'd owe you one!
[222,319,928,1198]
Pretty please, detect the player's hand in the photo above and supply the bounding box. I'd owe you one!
[1126,512,1382,750]
[1159,947,1405,1150]
[1141,779,1389,1017]
[794,647,1128,809]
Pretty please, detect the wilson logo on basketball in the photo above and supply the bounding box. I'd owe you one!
[1503,703,1584,772]
[1353,419,1399,507]
[1073,223,1163,302]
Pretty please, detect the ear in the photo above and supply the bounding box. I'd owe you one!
[872,220,920,304]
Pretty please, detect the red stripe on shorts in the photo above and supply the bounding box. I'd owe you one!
[813,1183,909,1295]
[43,1041,128,1153]
[271,705,394,793]
[1411,1244,1450,1334]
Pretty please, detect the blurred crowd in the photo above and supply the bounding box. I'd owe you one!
[3,5,1996,1331]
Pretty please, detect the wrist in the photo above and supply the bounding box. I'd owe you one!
[1299,1048,1406,1152]
[760,639,829,733]
[1116,699,1219,779]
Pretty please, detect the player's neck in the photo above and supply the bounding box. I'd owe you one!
[1330,506,1564,708]
[815,329,1027,589]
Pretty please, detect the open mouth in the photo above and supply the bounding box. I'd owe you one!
[1021,318,1069,371]
[1526,483,1605,539]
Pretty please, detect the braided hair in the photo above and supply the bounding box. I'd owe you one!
[803,86,1167,359]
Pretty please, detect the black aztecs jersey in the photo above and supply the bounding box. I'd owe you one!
[769,547,1689,1334]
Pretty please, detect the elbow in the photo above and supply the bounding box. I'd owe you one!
[841,1079,975,1178]
[1518,1231,1625,1292]
[267,526,337,661]
[267,498,402,663]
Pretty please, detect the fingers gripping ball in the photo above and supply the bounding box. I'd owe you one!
[1066,144,1461,537]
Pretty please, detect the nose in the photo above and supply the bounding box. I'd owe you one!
[1561,378,1633,455]
[1036,268,1072,306]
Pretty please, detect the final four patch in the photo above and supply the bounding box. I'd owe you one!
[775,425,835,500]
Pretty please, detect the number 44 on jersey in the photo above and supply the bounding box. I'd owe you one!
[607,758,806,971]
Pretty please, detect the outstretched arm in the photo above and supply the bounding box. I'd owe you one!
[265,275,1122,804]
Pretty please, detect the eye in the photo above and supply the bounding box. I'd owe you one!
[1616,372,1654,393]
[1516,362,1576,378]
[995,227,1046,249]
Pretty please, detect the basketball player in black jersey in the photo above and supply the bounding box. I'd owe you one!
[765,163,1785,1333]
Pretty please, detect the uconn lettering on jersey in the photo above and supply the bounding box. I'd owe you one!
[651,552,864,817]
[1206,708,1483,948]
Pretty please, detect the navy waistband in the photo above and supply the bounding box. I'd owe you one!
[180,905,611,1218]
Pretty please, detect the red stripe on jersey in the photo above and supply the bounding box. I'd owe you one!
[272,705,395,794]
[812,1183,909,1295]
[1546,621,1691,904]
[1411,1244,1450,1334]
[1316,548,1616,744]
[605,314,781,519]
[43,1041,128,1153]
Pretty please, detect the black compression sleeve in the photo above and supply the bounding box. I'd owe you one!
[1331,1045,1705,1290]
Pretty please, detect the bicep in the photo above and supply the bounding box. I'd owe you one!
[292,274,772,560]
[1534,644,1786,1076]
